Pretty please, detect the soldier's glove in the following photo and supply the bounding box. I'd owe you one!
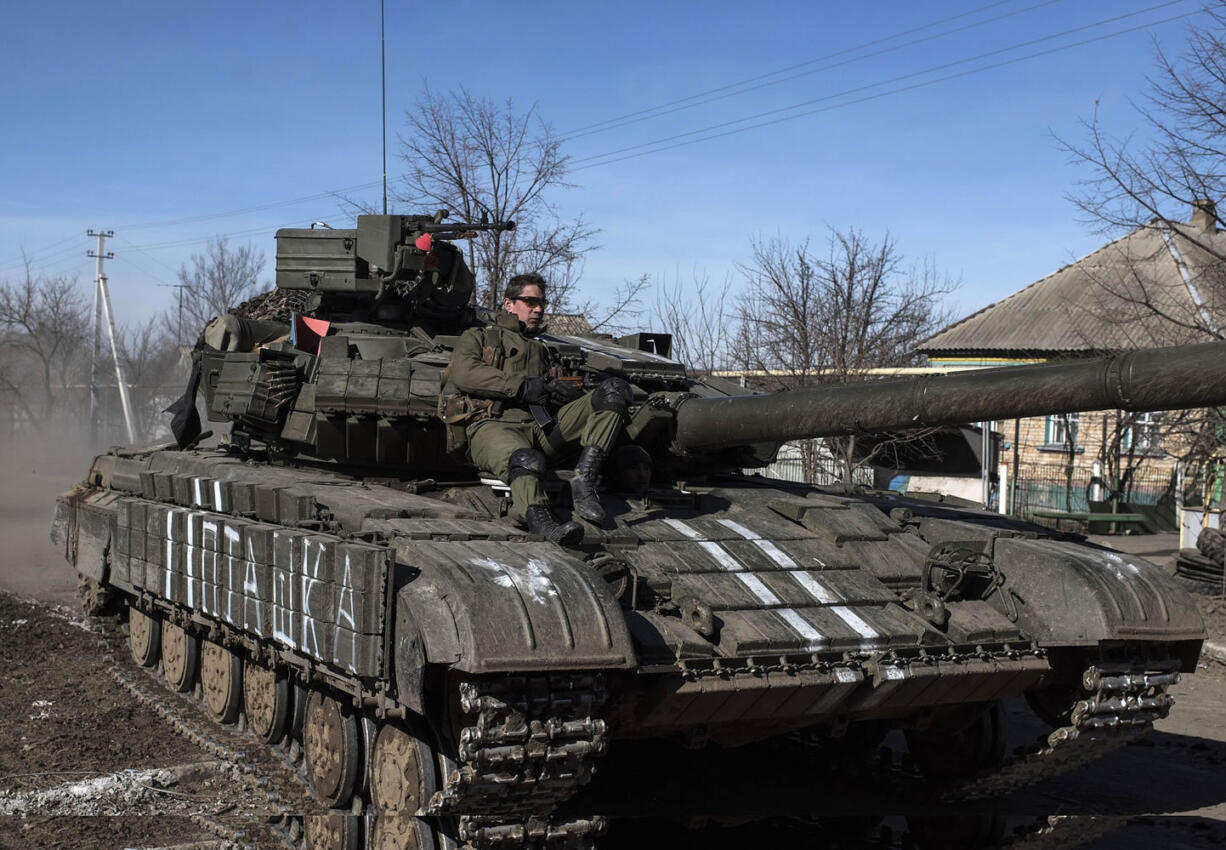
[520,376,551,405]
[520,376,581,408]
[547,379,583,406]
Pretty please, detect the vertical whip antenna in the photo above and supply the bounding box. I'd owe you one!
[381,0,388,215]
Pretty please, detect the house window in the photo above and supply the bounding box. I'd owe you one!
[1123,411,1162,454]
[1046,413,1080,448]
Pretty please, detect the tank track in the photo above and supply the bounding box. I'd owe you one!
[96,616,306,850]
[944,660,1179,801]
[433,674,609,814]
[99,606,610,849]
[434,674,611,848]
[93,597,1175,850]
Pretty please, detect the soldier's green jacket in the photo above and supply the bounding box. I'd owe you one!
[449,311,554,425]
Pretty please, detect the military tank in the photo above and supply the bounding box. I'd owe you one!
[52,213,1224,849]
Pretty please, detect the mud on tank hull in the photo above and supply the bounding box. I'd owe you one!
[53,447,1204,848]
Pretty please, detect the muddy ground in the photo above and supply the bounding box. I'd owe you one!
[5,460,1226,849]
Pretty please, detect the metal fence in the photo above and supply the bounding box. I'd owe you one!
[1011,461,1176,525]
[753,442,874,487]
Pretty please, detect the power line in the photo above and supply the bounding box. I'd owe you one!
[114,179,383,231]
[111,253,176,288]
[0,6,1085,266]
[576,9,1201,172]
[34,257,93,281]
[115,236,186,278]
[0,8,1055,258]
[559,0,1070,143]
[2,6,1030,266]
[125,223,288,252]
[571,1,1198,171]
[562,0,1024,137]
[0,236,87,276]
[3,2,1195,268]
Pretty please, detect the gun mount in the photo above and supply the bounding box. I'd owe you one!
[274,212,514,326]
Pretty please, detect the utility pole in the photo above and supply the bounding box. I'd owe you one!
[88,234,104,443]
[87,230,137,444]
[158,282,191,345]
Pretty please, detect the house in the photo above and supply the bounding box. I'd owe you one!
[917,202,1226,524]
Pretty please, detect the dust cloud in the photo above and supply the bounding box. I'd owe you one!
[0,419,120,606]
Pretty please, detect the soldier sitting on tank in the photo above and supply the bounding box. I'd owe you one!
[448,272,633,545]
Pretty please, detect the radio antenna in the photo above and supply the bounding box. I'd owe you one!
[381,0,388,215]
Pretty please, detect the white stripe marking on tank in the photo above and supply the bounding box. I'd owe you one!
[334,553,357,673]
[300,538,323,659]
[223,525,241,624]
[192,478,203,507]
[213,480,224,511]
[715,518,880,644]
[243,537,263,636]
[183,511,195,607]
[662,518,825,647]
[201,518,220,614]
[165,507,176,599]
[270,531,296,648]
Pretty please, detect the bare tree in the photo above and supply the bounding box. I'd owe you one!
[0,264,89,433]
[118,316,182,441]
[653,269,735,373]
[1061,6,1226,339]
[398,86,597,311]
[732,229,955,483]
[175,238,265,332]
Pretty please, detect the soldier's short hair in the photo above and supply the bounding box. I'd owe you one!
[505,273,548,302]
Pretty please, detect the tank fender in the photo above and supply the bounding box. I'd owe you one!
[391,538,635,674]
[988,537,1206,645]
[393,587,438,714]
[52,487,119,584]
[396,574,463,661]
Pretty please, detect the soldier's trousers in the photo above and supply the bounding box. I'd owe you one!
[467,391,623,516]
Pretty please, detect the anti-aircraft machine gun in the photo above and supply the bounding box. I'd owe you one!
[53,212,1226,849]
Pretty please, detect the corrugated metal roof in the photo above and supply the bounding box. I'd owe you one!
[920,221,1226,356]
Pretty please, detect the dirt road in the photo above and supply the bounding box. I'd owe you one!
[5,462,1226,848]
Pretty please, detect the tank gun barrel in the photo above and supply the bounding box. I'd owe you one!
[673,340,1226,452]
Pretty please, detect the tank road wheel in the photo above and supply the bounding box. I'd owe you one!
[161,620,200,693]
[370,816,440,850]
[200,641,242,724]
[243,661,291,744]
[371,719,440,815]
[304,690,362,808]
[904,702,1006,780]
[128,606,161,668]
[304,814,361,850]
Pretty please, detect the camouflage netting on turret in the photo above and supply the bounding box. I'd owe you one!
[234,288,310,323]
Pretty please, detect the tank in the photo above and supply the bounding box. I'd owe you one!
[52,213,1224,849]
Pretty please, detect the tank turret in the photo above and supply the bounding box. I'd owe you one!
[195,218,1226,478]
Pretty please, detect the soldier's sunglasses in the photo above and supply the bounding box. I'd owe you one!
[513,296,548,309]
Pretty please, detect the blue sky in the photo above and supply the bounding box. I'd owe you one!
[0,0,1207,331]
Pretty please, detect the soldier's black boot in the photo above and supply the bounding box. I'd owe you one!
[569,446,607,523]
[525,505,584,546]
